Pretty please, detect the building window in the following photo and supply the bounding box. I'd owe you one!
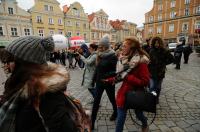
[169,24,174,32]
[76,22,80,27]
[76,32,80,36]
[111,35,115,40]
[182,23,189,31]
[158,14,162,21]
[149,16,154,22]
[58,30,63,34]
[148,27,153,34]
[157,26,162,34]
[83,23,87,29]
[92,33,95,39]
[196,5,200,14]
[67,31,72,37]
[49,30,54,35]
[170,1,176,8]
[195,21,200,29]
[170,11,176,19]
[44,5,48,11]
[73,9,80,17]
[158,4,163,11]
[84,33,87,40]
[96,33,99,39]
[38,29,44,37]
[36,16,42,23]
[48,18,54,24]
[50,6,53,11]
[11,27,17,36]
[58,19,62,25]
[67,21,72,26]
[24,28,30,36]
[0,27,3,36]
[185,0,190,4]
[184,8,189,16]
[8,7,13,14]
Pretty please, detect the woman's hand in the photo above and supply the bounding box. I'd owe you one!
[102,77,115,85]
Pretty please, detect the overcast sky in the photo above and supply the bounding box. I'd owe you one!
[16,0,153,27]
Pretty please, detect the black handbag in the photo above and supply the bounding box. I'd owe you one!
[124,90,157,113]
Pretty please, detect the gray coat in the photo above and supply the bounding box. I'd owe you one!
[80,52,97,89]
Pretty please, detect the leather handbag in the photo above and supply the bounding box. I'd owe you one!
[124,90,157,113]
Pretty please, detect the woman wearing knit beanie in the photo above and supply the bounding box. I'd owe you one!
[0,36,90,132]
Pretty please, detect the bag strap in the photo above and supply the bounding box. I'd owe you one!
[128,109,156,126]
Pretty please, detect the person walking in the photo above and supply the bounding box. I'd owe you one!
[0,36,90,132]
[113,37,150,132]
[142,37,152,55]
[174,38,184,69]
[148,36,174,104]
[183,43,193,64]
[79,43,98,102]
[91,35,118,130]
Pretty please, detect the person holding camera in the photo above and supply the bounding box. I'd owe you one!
[78,43,98,102]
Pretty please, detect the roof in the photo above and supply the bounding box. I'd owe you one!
[63,5,69,13]
[88,13,95,23]
[109,20,124,30]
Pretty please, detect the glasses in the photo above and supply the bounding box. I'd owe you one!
[2,60,13,65]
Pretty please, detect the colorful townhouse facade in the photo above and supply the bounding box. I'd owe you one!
[63,2,90,42]
[0,0,32,46]
[88,9,111,43]
[109,20,137,43]
[144,0,200,45]
[29,0,64,37]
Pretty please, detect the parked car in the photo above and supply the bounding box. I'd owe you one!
[168,43,177,52]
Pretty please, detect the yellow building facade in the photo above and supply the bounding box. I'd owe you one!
[29,0,64,37]
[144,0,200,44]
[0,0,32,46]
[63,2,90,42]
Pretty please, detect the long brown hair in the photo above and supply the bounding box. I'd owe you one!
[0,49,59,106]
[125,36,149,60]
[151,36,164,48]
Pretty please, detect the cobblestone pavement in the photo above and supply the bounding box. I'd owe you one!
[0,53,200,132]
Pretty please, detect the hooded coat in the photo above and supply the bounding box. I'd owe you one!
[14,63,85,132]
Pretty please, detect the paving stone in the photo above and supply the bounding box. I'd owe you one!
[98,125,107,132]
[157,125,171,131]
[164,121,176,127]
[191,123,200,131]
[171,127,185,132]
[175,120,191,128]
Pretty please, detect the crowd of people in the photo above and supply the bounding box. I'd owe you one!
[0,34,193,132]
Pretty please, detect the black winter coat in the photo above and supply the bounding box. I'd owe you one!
[94,50,117,84]
[149,48,174,79]
[16,92,78,132]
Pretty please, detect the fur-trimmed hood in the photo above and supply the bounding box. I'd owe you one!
[21,62,70,98]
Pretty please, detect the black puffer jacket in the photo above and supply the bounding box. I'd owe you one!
[94,50,117,83]
[149,48,174,79]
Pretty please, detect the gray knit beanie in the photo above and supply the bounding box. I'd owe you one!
[99,34,110,48]
[6,36,54,64]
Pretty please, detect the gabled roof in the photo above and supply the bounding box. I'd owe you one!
[88,13,95,23]
[63,5,69,13]
[109,20,124,30]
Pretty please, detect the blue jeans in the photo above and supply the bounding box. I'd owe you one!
[149,78,163,99]
[116,108,147,132]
